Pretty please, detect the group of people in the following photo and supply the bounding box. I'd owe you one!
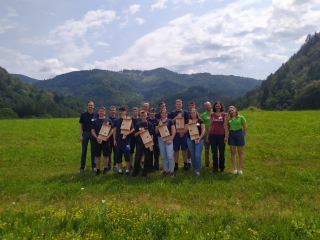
[79,100,247,178]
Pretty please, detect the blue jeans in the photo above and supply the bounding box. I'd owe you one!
[80,131,96,170]
[150,142,160,170]
[187,138,204,172]
[158,137,174,172]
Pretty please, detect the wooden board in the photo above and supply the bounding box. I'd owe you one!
[140,129,154,148]
[158,124,170,138]
[120,118,132,132]
[98,135,109,141]
[98,123,111,136]
[162,135,171,142]
[188,122,199,140]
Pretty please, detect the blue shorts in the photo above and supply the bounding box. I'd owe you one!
[173,133,188,151]
[115,140,131,163]
[228,131,245,146]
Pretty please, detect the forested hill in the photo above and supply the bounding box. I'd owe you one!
[0,67,86,119]
[227,32,320,110]
[11,74,39,84]
[34,68,261,111]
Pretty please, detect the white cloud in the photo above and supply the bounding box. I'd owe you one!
[135,18,146,25]
[124,4,141,14]
[96,41,110,46]
[151,0,168,11]
[120,21,129,28]
[0,7,19,34]
[151,0,208,10]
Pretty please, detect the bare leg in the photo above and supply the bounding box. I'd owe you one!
[103,156,109,169]
[130,154,134,166]
[96,156,101,169]
[174,151,179,163]
[238,146,244,171]
[230,145,237,170]
[187,149,191,159]
[182,150,188,163]
[117,163,122,170]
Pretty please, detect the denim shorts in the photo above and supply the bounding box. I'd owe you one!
[173,133,188,151]
[228,131,245,146]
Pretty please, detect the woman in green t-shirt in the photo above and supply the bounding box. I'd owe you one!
[227,106,247,174]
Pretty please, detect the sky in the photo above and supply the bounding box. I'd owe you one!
[1,0,320,80]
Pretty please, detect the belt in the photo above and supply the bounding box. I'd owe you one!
[230,129,242,133]
[83,131,91,133]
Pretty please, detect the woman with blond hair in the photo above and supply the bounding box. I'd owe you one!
[184,108,205,176]
[227,106,247,174]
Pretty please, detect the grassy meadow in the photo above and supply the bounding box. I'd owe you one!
[0,110,320,239]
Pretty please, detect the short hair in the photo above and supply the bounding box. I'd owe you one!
[87,101,94,105]
[189,101,195,106]
[189,108,201,120]
[140,110,146,115]
[110,106,116,110]
[213,101,224,113]
[160,108,168,114]
[228,106,239,118]
[159,102,166,107]
[132,107,139,111]
[99,106,106,111]
[143,103,149,107]
[176,99,182,104]
[150,108,157,113]
[119,106,126,111]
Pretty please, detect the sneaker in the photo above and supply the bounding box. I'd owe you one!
[212,169,218,173]
[174,166,179,171]
[92,168,97,173]
[129,165,133,170]
[118,171,123,175]
[184,165,189,171]
[195,173,200,177]
[170,172,174,178]
[103,169,108,175]
[125,171,130,176]
[220,169,224,173]
[107,166,111,171]
[238,170,243,174]
[206,164,209,167]
[96,169,100,176]
[233,170,238,174]
[113,166,117,171]
[162,171,168,177]
[80,169,84,174]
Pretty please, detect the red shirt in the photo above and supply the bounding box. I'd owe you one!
[210,113,227,135]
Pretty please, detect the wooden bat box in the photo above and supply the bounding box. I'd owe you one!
[120,118,132,135]
[140,129,154,149]
[98,122,111,141]
[175,117,185,133]
[158,124,171,142]
[188,122,199,140]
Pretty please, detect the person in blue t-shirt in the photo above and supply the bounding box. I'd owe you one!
[148,108,160,171]
[155,102,166,119]
[113,106,134,175]
[79,101,99,174]
[169,99,189,171]
[132,111,154,178]
[91,107,114,176]
[130,107,141,169]
[108,106,119,171]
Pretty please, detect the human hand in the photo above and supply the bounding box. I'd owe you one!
[80,136,83,142]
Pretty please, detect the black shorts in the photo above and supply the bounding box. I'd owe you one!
[130,137,137,154]
[94,139,110,157]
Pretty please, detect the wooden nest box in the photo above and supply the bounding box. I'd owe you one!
[140,129,154,149]
[120,118,132,135]
[98,122,111,141]
[158,124,171,142]
[175,117,185,133]
[187,122,199,140]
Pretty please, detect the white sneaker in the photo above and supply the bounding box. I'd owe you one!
[238,170,243,174]
[233,170,237,174]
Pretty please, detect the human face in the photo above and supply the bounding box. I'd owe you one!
[190,110,197,119]
[204,102,212,112]
[160,110,167,119]
[175,102,182,111]
[228,107,236,117]
[150,111,156,119]
[215,103,222,112]
[87,102,94,112]
[132,110,138,117]
[98,109,105,118]
[189,103,195,110]
[109,107,116,117]
[140,113,147,122]
[119,110,126,118]
[143,104,149,112]
[159,103,166,110]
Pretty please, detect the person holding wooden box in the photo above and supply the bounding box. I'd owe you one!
[155,108,176,178]
[206,101,228,173]
[91,107,114,176]
[148,108,160,171]
[169,99,189,171]
[113,106,134,175]
[227,106,247,174]
[132,111,154,178]
[184,108,205,177]
[108,106,119,171]
[129,107,141,170]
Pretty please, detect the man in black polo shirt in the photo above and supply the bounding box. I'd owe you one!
[79,101,98,173]
[108,106,119,171]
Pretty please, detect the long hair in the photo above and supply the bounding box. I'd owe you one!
[228,106,239,118]
[213,101,224,113]
[189,108,201,120]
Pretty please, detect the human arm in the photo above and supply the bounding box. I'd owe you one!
[206,117,213,143]
[91,129,101,144]
[242,122,247,136]
[155,126,159,134]
[113,127,117,146]
[79,123,83,142]
[169,125,176,145]
[224,115,228,143]
[195,123,205,144]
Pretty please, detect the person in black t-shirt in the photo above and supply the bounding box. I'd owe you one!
[91,107,114,176]
[132,111,154,178]
[149,108,160,171]
[108,106,119,171]
[155,102,166,119]
[79,101,98,174]
[130,107,141,169]
[184,108,205,177]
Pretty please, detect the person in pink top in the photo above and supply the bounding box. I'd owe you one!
[206,101,228,173]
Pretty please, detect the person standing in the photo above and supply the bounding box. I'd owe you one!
[227,106,247,174]
[169,99,189,171]
[130,107,141,170]
[186,101,196,167]
[108,106,119,171]
[201,102,214,167]
[184,108,205,177]
[91,107,114,176]
[132,111,154,178]
[138,103,150,118]
[155,109,176,178]
[148,108,160,171]
[79,101,98,173]
[206,101,228,173]
[113,106,134,175]
[155,102,166,119]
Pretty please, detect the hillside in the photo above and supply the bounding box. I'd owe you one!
[11,74,39,84]
[0,67,86,119]
[227,32,320,110]
[34,68,261,110]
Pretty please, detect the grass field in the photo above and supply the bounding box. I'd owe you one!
[0,110,320,239]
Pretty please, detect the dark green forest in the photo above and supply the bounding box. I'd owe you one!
[11,74,39,84]
[0,67,86,119]
[227,32,320,110]
[33,68,261,111]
